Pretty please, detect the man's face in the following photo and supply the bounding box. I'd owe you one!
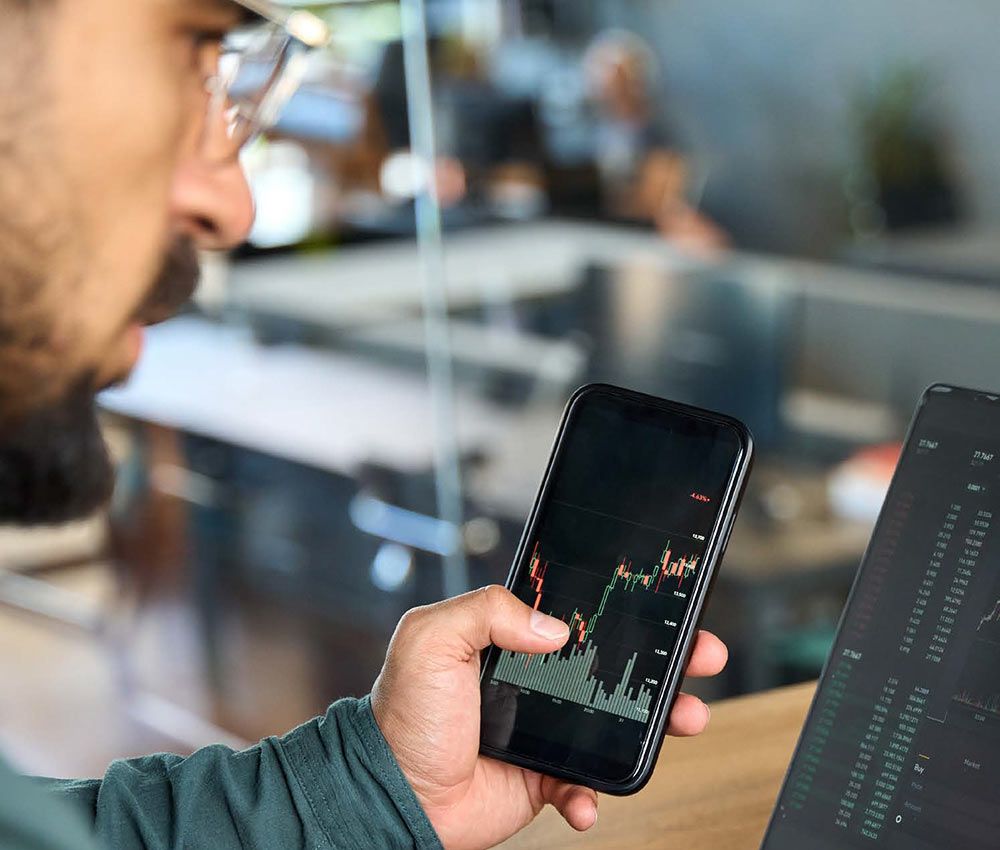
[0,0,255,523]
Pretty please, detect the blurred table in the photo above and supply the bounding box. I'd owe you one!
[99,316,515,476]
[501,681,815,850]
[226,221,706,330]
[228,220,1000,331]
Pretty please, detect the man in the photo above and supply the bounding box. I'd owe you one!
[0,1,729,848]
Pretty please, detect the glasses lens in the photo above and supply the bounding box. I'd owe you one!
[219,25,310,145]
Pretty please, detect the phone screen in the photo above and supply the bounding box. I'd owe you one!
[480,387,747,784]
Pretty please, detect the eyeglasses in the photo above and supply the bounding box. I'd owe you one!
[209,2,331,152]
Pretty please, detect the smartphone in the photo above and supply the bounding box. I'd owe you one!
[479,384,753,794]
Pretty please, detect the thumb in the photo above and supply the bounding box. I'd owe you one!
[432,585,570,657]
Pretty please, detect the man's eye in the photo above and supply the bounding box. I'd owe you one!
[191,31,229,55]
[191,27,230,46]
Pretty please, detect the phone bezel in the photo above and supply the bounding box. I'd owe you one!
[478,383,754,795]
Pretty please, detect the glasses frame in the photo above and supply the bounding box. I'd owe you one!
[211,2,332,152]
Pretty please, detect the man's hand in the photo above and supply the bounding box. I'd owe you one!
[371,585,728,850]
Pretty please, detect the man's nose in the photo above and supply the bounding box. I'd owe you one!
[170,103,255,251]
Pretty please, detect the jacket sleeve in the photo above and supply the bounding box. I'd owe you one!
[38,696,443,850]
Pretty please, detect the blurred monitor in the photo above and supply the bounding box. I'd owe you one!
[794,294,1000,425]
[575,263,794,450]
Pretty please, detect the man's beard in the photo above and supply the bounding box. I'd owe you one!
[0,237,200,526]
[0,378,113,525]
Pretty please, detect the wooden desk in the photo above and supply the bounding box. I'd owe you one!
[501,681,815,850]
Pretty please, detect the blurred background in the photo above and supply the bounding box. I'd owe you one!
[5,0,1000,779]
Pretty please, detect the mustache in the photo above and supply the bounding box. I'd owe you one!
[136,236,202,325]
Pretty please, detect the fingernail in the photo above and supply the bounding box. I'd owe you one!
[588,804,598,827]
[705,703,712,722]
[530,610,570,640]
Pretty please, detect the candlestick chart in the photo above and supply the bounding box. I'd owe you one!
[490,502,705,724]
[525,540,700,644]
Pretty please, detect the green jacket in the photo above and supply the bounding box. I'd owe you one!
[0,696,443,850]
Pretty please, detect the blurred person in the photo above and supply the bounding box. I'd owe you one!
[0,2,729,849]
[490,28,726,251]
[581,29,728,252]
[370,38,545,217]
[367,39,470,208]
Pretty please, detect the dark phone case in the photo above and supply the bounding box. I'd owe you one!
[479,383,754,795]
[757,382,990,846]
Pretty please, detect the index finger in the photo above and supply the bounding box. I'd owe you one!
[684,630,728,678]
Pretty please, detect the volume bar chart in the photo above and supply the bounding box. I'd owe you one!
[954,690,1000,717]
[492,640,652,723]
